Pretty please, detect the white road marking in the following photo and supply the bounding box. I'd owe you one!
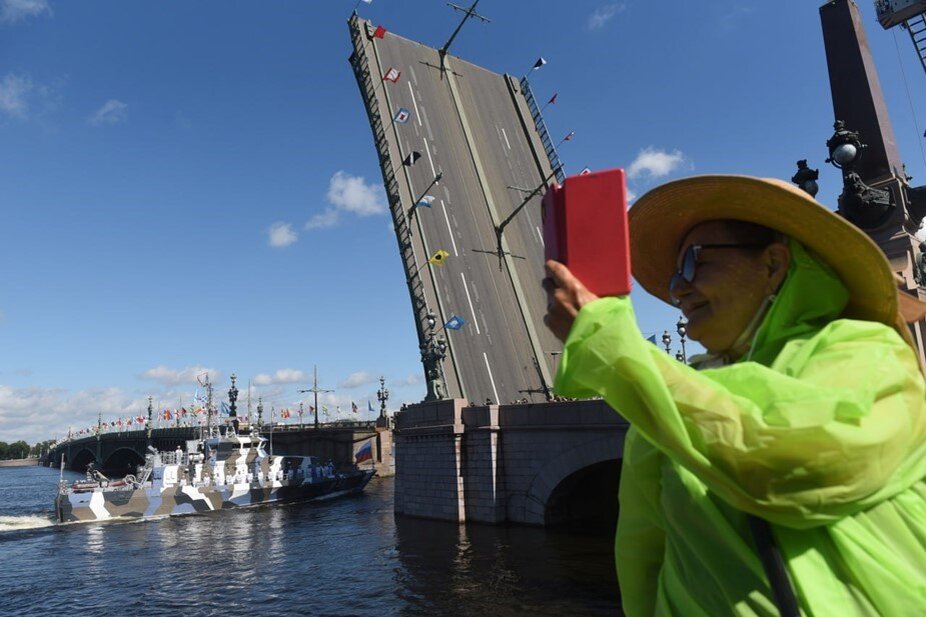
[460,272,481,334]
[407,81,422,127]
[483,352,500,404]
[420,104,435,141]
[535,225,544,246]
[501,127,511,150]
[440,199,459,256]
[409,66,418,86]
[424,139,436,177]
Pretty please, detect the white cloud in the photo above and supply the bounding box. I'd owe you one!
[0,384,140,444]
[252,369,307,386]
[588,3,625,30]
[305,209,340,230]
[327,171,386,216]
[626,187,637,204]
[339,371,377,389]
[0,0,51,25]
[139,365,219,386]
[391,372,422,387]
[88,99,128,126]
[0,73,32,119]
[267,222,297,248]
[306,171,387,231]
[626,147,686,180]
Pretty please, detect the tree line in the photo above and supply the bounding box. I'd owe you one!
[0,439,54,460]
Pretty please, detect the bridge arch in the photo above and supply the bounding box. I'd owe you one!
[103,447,145,474]
[524,434,624,531]
[69,448,97,472]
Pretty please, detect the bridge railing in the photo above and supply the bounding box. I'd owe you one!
[347,13,431,353]
[519,77,565,184]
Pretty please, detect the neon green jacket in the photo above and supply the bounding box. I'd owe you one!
[554,242,926,615]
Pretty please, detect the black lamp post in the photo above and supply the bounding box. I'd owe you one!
[825,120,894,229]
[791,160,819,197]
[676,316,688,363]
[228,373,239,433]
[376,376,390,419]
[661,330,672,355]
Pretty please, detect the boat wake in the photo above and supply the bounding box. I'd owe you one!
[0,515,55,531]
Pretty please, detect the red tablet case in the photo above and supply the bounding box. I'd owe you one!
[542,168,632,297]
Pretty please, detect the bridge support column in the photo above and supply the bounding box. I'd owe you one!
[394,399,467,522]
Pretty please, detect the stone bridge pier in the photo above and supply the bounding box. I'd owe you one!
[394,399,628,529]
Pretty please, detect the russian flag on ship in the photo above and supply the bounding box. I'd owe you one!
[355,441,373,464]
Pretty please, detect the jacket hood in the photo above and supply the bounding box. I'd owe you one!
[746,238,849,366]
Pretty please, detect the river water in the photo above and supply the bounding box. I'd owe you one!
[0,466,619,616]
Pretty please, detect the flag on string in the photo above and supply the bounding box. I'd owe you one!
[580,167,592,175]
[351,401,359,414]
[532,57,547,69]
[415,195,435,208]
[562,131,575,142]
[383,67,401,83]
[394,107,411,124]
[428,249,450,266]
[444,315,465,331]
[547,93,558,105]
[403,151,421,166]
[372,25,387,39]
[355,440,373,463]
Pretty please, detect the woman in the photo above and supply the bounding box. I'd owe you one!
[544,175,926,615]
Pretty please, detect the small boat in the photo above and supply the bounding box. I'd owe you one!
[55,429,375,523]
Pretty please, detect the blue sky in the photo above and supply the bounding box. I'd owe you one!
[2,0,926,444]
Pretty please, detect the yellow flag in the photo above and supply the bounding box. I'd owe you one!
[428,249,450,266]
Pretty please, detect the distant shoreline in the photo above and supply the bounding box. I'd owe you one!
[0,458,41,468]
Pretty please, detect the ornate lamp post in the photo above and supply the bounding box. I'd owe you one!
[676,316,688,364]
[146,396,153,443]
[228,373,239,433]
[825,120,894,228]
[257,398,264,429]
[661,330,672,355]
[376,376,390,419]
[791,159,819,197]
[421,310,448,401]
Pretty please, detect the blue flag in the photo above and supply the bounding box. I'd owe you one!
[368,400,375,413]
[416,195,434,208]
[444,315,465,330]
[221,401,230,415]
[646,334,657,345]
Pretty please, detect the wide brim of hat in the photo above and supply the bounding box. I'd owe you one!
[628,175,897,326]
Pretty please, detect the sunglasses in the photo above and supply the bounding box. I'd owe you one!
[669,243,770,305]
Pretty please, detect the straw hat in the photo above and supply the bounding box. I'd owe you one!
[628,175,898,327]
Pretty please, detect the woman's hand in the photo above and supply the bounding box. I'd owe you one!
[543,260,599,342]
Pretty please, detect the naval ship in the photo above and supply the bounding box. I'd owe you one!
[55,429,375,523]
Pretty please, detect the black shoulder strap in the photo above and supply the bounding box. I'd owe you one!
[747,515,801,617]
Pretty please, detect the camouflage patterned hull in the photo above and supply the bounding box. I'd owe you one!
[56,469,375,523]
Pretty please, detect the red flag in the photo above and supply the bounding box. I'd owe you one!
[351,401,359,414]
[563,131,575,142]
[383,67,401,83]
[547,93,558,105]
[373,25,386,39]
[579,167,591,175]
